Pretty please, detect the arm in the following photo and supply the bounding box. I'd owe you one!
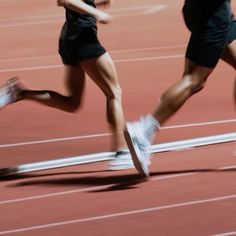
[57,0,112,24]
[95,0,113,8]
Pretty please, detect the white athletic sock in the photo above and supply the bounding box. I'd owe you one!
[144,114,160,129]
[142,114,160,141]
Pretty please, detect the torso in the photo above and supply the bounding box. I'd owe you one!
[65,0,97,30]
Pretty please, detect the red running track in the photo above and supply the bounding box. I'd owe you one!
[0,0,236,235]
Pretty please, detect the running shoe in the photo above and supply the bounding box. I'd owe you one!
[0,77,22,108]
[108,150,134,170]
[124,118,153,177]
[0,167,18,177]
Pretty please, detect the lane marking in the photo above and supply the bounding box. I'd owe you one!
[1,165,235,205]
[152,165,236,181]
[211,232,236,236]
[162,119,236,130]
[0,44,186,63]
[0,119,235,149]
[0,186,112,205]
[144,5,167,14]
[7,132,234,175]
[0,133,108,149]
[0,5,167,28]
[0,194,236,235]
[110,44,185,54]
[0,54,184,73]
[0,4,167,23]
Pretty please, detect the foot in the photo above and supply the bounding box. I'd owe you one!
[0,77,23,108]
[108,150,134,170]
[0,167,18,176]
[124,119,153,177]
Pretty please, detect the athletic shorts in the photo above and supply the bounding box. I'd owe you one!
[183,1,236,68]
[58,23,106,65]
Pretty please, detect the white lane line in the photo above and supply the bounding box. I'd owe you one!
[161,119,236,130]
[0,64,62,73]
[0,194,236,235]
[151,132,236,153]
[152,172,195,181]
[0,4,166,23]
[0,5,167,28]
[0,119,235,149]
[0,44,186,63]
[0,54,184,73]
[0,14,62,23]
[110,44,186,54]
[0,186,112,205]
[211,232,236,236]
[1,165,235,206]
[144,5,167,14]
[0,133,108,148]
[152,165,236,181]
[115,54,184,63]
[11,132,235,178]
[0,19,62,28]
[0,174,184,205]
[0,55,58,63]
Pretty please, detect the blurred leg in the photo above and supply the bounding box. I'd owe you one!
[80,52,126,151]
[21,65,86,112]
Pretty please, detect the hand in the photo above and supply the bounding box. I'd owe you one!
[95,11,112,24]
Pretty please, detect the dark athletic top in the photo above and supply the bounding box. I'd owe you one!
[59,0,106,64]
[65,0,97,30]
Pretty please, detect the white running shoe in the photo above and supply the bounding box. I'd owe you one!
[124,118,153,177]
[108,151,134,170]
[0,77,22,108]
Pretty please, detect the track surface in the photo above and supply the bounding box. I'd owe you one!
[0,1,236,235]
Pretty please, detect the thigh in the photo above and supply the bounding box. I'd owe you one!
[59,24,106,65]
[64,65,86,99]
[220,19,236,69]
[186,29,228,68]
[80,52,119,97]
[185,11,232,68]
[183,58,214,84]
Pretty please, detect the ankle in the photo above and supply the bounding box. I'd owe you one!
[142,114,160,141]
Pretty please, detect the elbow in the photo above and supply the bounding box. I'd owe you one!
[57,0,68,7]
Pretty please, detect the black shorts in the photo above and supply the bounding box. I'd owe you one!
[58,23,106,65]
[183,1,236,68]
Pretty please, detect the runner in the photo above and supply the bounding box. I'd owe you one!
[0,0,133,170]
[124,0,236,177]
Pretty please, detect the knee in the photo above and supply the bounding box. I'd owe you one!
[66,97,83,113]
[107,84,122,101]
[184,74,206,95]
[190,80,205,94]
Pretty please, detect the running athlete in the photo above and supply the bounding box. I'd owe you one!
[0,0,133,170]
[124,0,236,177]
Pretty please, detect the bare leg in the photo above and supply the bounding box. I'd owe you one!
[220,39,236,110]
[80,52,126,151]
[220,39,236,156]
[150,41,236,151]
[21,65,86,112]
[124,59,215,177]
[153,58,214,125]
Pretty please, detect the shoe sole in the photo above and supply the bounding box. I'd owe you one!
[108,164,134,171]
[0,77,21,109]
[124,123,149,177]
